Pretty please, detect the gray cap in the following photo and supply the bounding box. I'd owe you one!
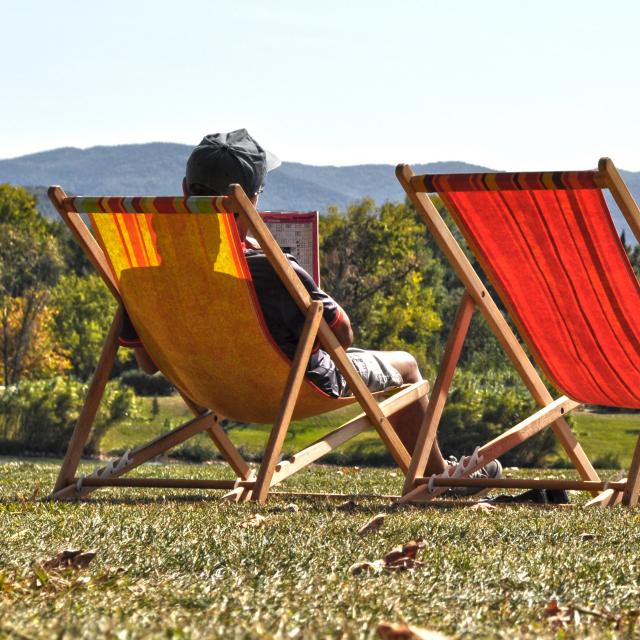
[185,129,281,196]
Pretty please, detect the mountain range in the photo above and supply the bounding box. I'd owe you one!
[1,143,638,241]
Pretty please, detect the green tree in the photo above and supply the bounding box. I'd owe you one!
[320,199,442,371]
[0,185,64,384]
[621,229,640,279]
[50,273,118,380]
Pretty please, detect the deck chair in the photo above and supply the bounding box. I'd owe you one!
[397,157,640,507]
[47,184,427,503]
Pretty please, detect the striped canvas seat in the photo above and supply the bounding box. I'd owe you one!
[419,171,640,409]
[72,195,359,424]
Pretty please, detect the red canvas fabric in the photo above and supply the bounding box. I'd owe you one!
[440,187,640,408]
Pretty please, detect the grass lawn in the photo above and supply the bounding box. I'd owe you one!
[100,397,376,465]
[1,459,640,639]
[101,397,640,469]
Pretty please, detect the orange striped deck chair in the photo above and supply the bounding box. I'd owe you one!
[397,158,640,507]
[48,184,426,503]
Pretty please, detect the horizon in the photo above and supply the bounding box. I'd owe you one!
[1,141,634,174]
[0,140,490,169]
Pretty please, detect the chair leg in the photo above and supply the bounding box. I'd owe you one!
[252,302,324,503]
[53,410,220,499]
[318,325,411,473]
[400,395,580,503]
[403,292,474,494]
[622,435,640,506]
[52,307,123,494]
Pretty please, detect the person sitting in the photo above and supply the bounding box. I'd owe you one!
[123,129,502,492]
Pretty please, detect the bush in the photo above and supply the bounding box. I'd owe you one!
[171,439,216,463]
[120,370,175,396]
[436,369,557,467]
[0,377,140,455]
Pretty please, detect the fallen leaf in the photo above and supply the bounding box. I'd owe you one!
[466,502,496,512]
[383,540,425,571]
[350,540,425,576]
[43,549,96,570]
[240,514,267,528]
[377,622,448,639]
[350,560,384,575]
[358,513,385,536]
[338,499,358,511]
[338,466,361,476]
[579,532,597,541]
[544,598,579,629]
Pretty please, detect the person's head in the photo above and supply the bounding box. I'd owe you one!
[184,129,280,202]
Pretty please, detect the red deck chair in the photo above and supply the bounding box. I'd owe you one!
[47,184,427,503]
[397,158,640,507]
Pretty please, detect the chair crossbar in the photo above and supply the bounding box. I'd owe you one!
[79,478,253,490]
[409,170,601,193]
[415,477,627,492]
[64,195,232,215]
[270,381,429,487]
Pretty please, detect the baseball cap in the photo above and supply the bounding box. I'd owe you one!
[185,129,281,196]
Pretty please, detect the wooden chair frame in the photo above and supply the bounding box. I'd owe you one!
[48,184,428,503]
[396,158,640,507]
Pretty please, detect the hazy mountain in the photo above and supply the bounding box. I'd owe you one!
[1,143,637,241]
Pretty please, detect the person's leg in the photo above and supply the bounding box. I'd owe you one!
[368,350,447,475]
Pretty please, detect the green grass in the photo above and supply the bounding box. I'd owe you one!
[1,459,640,639]
[101,398,639,469]
[101,397,377,464]
[571,412,640,469]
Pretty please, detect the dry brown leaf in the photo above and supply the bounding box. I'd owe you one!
[377,622,448,639]
[383,540,425,571]
[43,549,96,570]
[544,598,580,629]
[351,540,425,577]
[466,502,496,512]
[337,466,361,476]
[350,560,384,576]
[338,499,358,511]
[358,513,385,536]
[240,514,267,528]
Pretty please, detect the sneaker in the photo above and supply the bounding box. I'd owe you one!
[444,456,503,498]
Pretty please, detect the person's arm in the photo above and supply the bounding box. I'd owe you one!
[291,259,353,349]
[328,305,353,349]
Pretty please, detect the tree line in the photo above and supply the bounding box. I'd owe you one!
[5,184,635,464]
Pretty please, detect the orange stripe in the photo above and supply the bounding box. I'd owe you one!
[140,214,160,265]
[122,214,149,267]
[223,214,251,280]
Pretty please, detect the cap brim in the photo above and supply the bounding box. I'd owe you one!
[265,149,281,172]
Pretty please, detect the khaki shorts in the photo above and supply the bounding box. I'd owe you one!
[337,348,403,397]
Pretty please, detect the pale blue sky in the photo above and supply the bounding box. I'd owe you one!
[2,0,639,170]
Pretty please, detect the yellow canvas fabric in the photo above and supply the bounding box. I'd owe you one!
[90,209,358,423]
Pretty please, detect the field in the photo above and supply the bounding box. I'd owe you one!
[1,460,640,639]
[101,396,640,469]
